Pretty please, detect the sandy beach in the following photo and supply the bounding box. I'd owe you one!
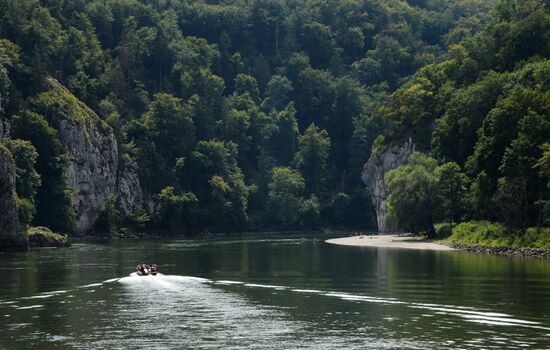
[326,235,454,251]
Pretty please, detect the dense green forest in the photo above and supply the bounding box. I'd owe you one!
[382,0,550,241]
[0,0,548,238]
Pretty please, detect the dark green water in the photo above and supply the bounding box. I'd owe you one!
[1,234,549,349]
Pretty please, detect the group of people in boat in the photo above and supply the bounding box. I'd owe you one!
[136,263,158,276]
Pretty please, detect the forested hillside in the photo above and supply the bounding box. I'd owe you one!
[380,0,550,242]
[2,0,547,237]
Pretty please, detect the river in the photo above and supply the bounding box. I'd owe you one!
[1,234,549,349]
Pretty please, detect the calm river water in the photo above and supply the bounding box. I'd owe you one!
[0,234,549,349]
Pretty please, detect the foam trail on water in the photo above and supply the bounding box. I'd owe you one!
[244,283,287,290]
[20,294,55,300]
[215,280,244,285]
[16,305,44,310]
[103,278,120,283]
[118,273,211,291]
[208,279,549,332]
[78,283,103,289]
[291,289,323,293]
[19,290,68,301]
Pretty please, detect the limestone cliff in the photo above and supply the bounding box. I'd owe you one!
[116,154,153,215]
[41,78,148,234]
[362,139,414,233]
[0,142,28,250]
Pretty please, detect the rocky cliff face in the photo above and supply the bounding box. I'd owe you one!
[362,139,414,233]
[116,154,153,215]
[43,78,148,234]
[0,142,28,250]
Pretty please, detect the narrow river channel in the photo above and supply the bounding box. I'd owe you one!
[1,234,549,349]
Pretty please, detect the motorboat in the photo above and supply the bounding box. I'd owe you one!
[136,264,158,276]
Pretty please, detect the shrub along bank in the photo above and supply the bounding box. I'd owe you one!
[436,221,550,257]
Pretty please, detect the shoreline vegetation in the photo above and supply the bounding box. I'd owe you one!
[0,0,548,251]
[325,221,550,258]
[437,221,550,249]
[326,234,550,259]
[22,222,549,259]
[28,227,70,248]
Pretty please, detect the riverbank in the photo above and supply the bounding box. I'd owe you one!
[446,243,550,258]
[28,227,70,247]
[326,235,454,251]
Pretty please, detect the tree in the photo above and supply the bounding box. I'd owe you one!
[436,162,469,225]
[157,186,198,230]
[189,140,251,229]
[386,153,441,238]
[143,93,195,163]
[233,74,260,104]
[535,143,550,189]
[0,39,19,115]
[267,167,305,227]
[294,123,331,197]
[11,111,74,231]
[5,139,41,203]
[261,102,299,166]
[261,75,293,112]
[185,69,225,141]
[534,143,550,227]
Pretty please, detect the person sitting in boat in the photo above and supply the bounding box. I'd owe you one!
[136,263,149,275]
[150,264,158,275]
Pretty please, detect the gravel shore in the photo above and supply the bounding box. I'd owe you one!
[326,235,454,251]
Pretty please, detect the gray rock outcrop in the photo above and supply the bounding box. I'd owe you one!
[362,138,414,233]
[116,154,153,215]
[43,78,148,234]
[0,145,28,250]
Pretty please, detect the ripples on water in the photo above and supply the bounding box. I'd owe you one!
[0,237,549,349]
[1,273,548,349]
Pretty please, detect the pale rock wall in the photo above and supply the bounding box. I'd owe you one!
[0,143,27,250]
[44,78,148,234]
[362,139,414,233]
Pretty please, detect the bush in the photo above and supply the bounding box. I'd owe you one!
[445,221,550,248]
[28,226,70,247]
[516,227,550,249]
[94,196,122,234]
[434,223,453,238]
[447,221,508,246]
[17,197,35,225]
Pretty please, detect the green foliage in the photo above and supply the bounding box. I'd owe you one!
[434,223,453,239]
[5,139,41,203]
[11,111,74,231]
[28,226,69,247]
[94,196,122,235]
[157,186,198,231]
[4,0,545,235]
[386,153,441,238]
[535,143,550,189]
[143,93,195,162]
[189,140,251,229]
[16,197,35,225]
[0,39,20,115]
[445,221,550,249]
[446,221,508,245]
[299,195,321,228]
[294,124,331,196]
[261,75,293,112]
[436,162,469,224]
[267,167,305,227]
[379,1,550,236]
[261,103,299,167]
